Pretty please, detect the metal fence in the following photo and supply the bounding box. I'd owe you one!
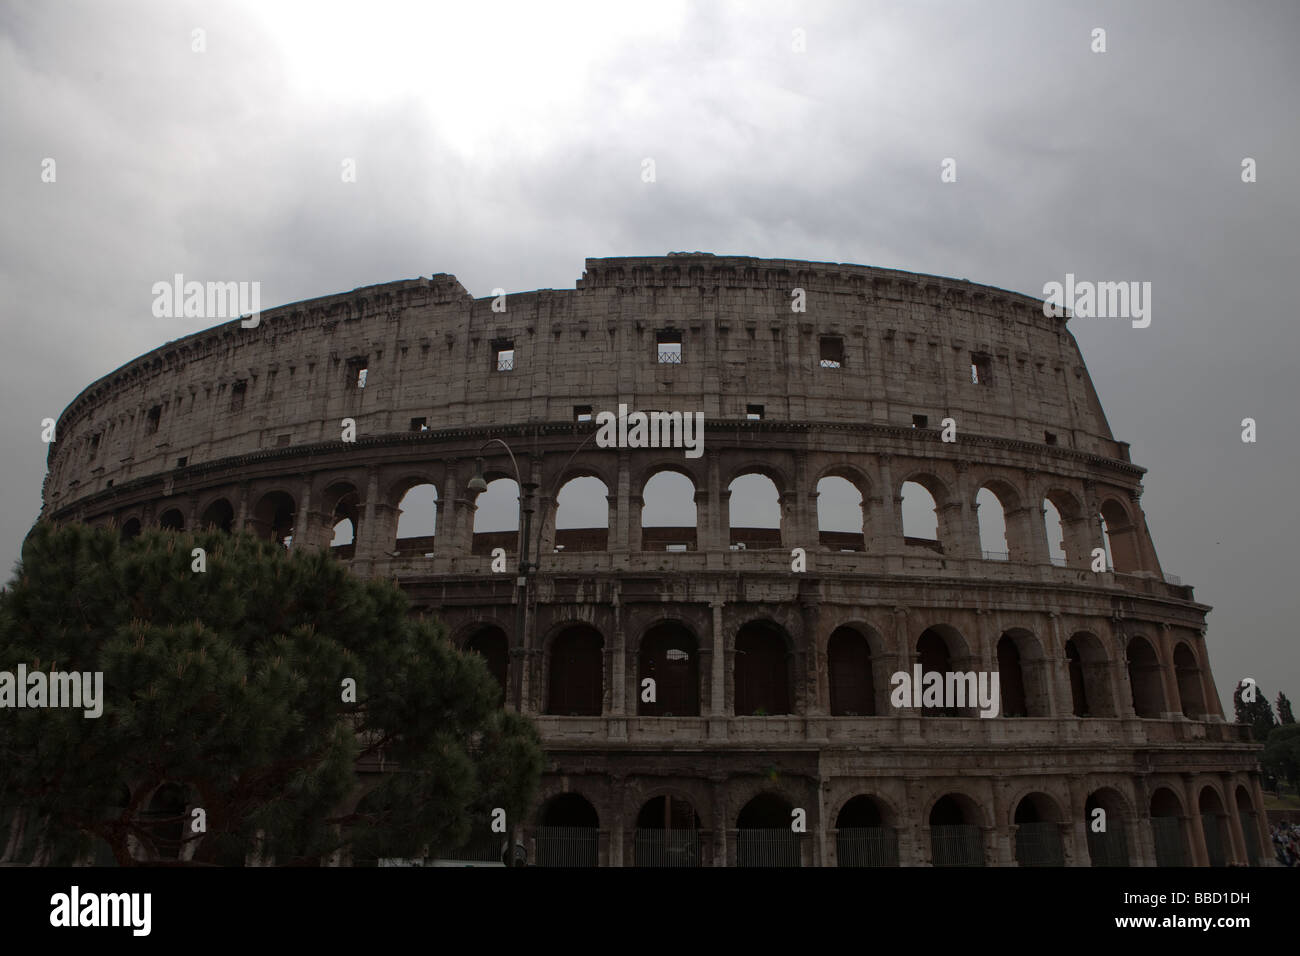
[657,349,682,364]
[1201,812,1227,867]
[836,827,899,867]
[633,829,701,867]
[1014,822,1065,866]
[1086,825,1130,866]
[930,825,985,866]
[534,826,598,867]
[1151,817,1188,866]
[736,829,802,867]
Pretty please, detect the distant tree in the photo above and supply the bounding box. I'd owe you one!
[0,523,542,865]
[1278,692,1296,726]
[1262,725,1300,791]
[1233,680,1277,743]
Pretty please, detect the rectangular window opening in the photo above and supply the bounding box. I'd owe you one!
[345,356,369,388]
[912,414,928,428]
[409,417,428,432]
[746,404,764,420]
[276,434,291,447]
[145,405,162,435]
[1044,431,1058,446]
[971,352,993,385]
[574,405,593,423]
[175,457,187,468]
[493,341,515,372]
[230,382,247,412]
[819,336,844,369]
[656,329,683,364]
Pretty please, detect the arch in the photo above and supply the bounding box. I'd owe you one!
[728,472,781,549]
[463,625,509,703]
[198,498,234,533]
[1235,784,1263,866]
[835,795,898,867]
[736,792,801,867]
[915,625,973,716]
[553,476,609,552]
[120,517,141,542]
[250,490,295,548]
[1150,787,1189,866]
[471,476,519,556]
[816,475,865,552]
[157,508,184,531]
[546,624,604,716]
[900,479,939,543]
[325,483,361,558]
[640,469,697,551]
[928,793,985,866]
[1085,787,1132,866]
[1198,784,1229,867]
[637,622,699,717]
[975,486,1010,560]
[827,626,875,716]
[1012,793,1065,866]
[1099,498,1141,572]
[997,629,1049,717]
[1065,631,1114,717]
[1173,642,1207,718]
[634,795,701,867]
[1043,498,1067,565]
[395,483,438,556]
[1126,635,1165,718]
[535,792,599,867]
[734,620,792,716]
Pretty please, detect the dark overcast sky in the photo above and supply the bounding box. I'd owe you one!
[1,0,1296,715]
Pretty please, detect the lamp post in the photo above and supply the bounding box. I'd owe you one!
[466,428,602,714]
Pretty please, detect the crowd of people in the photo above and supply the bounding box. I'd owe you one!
[1272,822,1300,866]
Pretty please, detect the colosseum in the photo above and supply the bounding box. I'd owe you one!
[41,253,1269,867]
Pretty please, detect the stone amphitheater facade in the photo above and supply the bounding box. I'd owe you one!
[42,253,1269,867]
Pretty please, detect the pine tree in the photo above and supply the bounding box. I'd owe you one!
[1278,692,1296,726]
[0,522,543,865]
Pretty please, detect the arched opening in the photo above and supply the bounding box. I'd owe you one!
[1043,497,1067,566]
[637,623,699,717]
[1150,788,1189,866]
[640,470,697,551]
[1085,789,1131,866]
[634,796,701,867]
[1235,785,1262,866]
[997,630,1049,717]
[158,509,184,531]
[1174,643,1206,718]
[734,621,791,716]
[120,517,141,542]
[463,626,509,703]
[1099,499,1140,573]
[1066,632,1115,717]
[827,626,875,716]
[199,499,234,533]
[251,491,295,548]
[929,794,985,866]
[900,480,940,548]
[1198,787,1229,867]
[553,476,609,552]
[326,485,361,559]
[395,483,438,557]
[997,634,1027,717]
[835,796,897,867]
[916,626,973,717]
[547,625,604,716]
[817,475,865,552]
[1126,635,1165,718]
[736,793,800,867]
[728,473,782,550]
[535,793,598,867]
[1013,794,1064,866]
[975,487,1009,560]
[471,477,518,556]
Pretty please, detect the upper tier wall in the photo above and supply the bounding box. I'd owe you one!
[44,255,1122,511]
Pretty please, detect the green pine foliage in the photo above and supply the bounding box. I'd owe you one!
[0,522,543,866]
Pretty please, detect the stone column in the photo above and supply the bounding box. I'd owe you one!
[1157,624,1183,719]
[949,460,980,560]
[612,453,631,556]
[1182,774,1209,866]
[709,599,728,737]
[1223,775,1249,865]
[869,453,902,556]
[439,462,461,556]
[1065,775,1090,866]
